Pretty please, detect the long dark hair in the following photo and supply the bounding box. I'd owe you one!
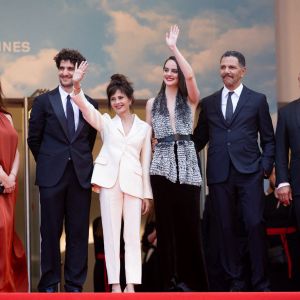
[157,56,188,98]
[0,81,10,115]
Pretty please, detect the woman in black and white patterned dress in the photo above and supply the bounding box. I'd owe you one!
[146,25,208,292]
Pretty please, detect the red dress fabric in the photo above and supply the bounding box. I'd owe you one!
[0,112,28,292]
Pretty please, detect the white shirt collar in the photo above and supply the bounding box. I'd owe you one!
[59,85,70,100]
[223,83,243,97]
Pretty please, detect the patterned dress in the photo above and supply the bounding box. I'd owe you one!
[150,92,202,186]
[150,92,208,291]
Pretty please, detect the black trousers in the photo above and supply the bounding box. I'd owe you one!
[38,161,91,291]
[150,175,208,291]
[208,165,269,291]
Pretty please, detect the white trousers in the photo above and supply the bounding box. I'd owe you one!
[100,179,142,284]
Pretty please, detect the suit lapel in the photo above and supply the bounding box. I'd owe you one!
[73,96,95,141]
[112,115,125,136]
[49,88,69,139]
[112,114,140,138]
[127,114,140,139]
[72,111,85,141]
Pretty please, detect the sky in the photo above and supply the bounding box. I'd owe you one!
[0,0,277,112]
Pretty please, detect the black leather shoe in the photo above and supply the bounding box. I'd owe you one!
[256,287,271,292]
[68,288,81,292]
[39,285,58,293]
[229,282,245,292]
[166,281,194,292]
[64,285,82,292]
[175,282,195,292]
[165,277,178,292]
[230,286,243,292]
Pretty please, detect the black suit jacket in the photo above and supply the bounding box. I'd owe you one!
[28,87,98,188]
[275,98,300,196]
[194,85,275,185]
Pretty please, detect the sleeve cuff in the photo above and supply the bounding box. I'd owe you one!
[277,182,290,189]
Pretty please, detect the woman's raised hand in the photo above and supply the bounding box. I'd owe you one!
[73,61,88,84]
[166,24,179,50]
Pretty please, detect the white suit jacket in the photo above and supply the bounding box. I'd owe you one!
[72,90,153,200]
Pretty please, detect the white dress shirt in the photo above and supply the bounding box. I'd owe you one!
[221,83,244,118]
[59,86,80,130]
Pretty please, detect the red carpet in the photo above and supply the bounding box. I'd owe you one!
[0,293,299,300]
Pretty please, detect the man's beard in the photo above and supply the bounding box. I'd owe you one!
[60,79,73,89]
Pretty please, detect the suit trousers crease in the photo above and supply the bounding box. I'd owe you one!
[38,161,91,290]
[151,175,208,291]
[100,178,142,284]
[208,164,269,290]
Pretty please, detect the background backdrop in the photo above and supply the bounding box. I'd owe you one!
[0,0,279,291]
[0,0,277,112]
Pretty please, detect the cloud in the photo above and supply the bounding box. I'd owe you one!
[135,88,152,99]
[1,48,58,97]
[88,82,108,98]
[189,24,274,76]
[186,13,237,50]
[143,65,163,85]
[91,2,176,86]
[103,11,160,71]
[0,0,276,104]
[99,9,173,96]
[98,3,274,95]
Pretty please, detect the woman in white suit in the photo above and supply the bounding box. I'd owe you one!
[71,67,152,293]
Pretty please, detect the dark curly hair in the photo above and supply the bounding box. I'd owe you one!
[53,48,86,69]
[106,74,135,109]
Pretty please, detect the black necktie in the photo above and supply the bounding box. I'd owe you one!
[66,95,75,138]
[225,91,234,121]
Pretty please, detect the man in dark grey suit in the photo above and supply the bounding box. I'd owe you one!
[194,50,275,291]
[28,48,98,292]
[276,73,300,226]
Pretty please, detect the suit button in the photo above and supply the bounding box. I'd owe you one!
[227,129,231,132]
[227,142,231,146]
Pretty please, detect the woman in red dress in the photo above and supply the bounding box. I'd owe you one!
[0,81,28,292]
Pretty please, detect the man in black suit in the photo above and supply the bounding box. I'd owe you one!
[276,73,300,226]
[28,48,98,292]
[194,50,275,291]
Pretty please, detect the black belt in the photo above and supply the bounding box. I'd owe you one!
[157,134,192,143]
